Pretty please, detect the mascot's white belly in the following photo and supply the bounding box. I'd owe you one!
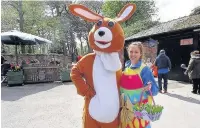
[88,54,120,123]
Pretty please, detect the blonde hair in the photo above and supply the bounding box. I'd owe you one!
[127,41,144,60]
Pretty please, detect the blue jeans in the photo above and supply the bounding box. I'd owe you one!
[146,123,151,128]
[158,73,168,91]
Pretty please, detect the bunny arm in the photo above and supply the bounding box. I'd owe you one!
[70,66,92,97]
[71,53,122,97]
[70,53,96,97]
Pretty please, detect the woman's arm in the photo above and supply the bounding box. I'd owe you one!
[141,66,159,96]
[185,59,195,74]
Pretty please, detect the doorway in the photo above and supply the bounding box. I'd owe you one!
[158,37,193,81]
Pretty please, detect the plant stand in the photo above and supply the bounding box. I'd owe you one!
[7,70,23,87]
[60,69,71,82]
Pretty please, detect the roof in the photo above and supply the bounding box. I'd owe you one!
[126,14,200,41]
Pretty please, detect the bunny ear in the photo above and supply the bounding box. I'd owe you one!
[68,4,103,22]
[115,3,136,23]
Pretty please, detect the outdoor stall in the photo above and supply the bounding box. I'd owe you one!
[1,30,71,85]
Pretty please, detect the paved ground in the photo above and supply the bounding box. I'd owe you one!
[152,79,200,128]
[1,80,200,128]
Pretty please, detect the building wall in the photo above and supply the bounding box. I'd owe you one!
[143,43,158,64]
[125,29,200,81]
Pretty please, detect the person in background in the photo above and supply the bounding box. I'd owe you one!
[184,50,200,94]
[155,49,171,93]
[1,56,7,65]
[77,55,82,62]
[1,56,11,82]
[151,60,158,78]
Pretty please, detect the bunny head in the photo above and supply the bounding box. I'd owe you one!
[69,4,136,53]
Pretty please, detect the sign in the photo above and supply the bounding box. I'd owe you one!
[180,38,193,45]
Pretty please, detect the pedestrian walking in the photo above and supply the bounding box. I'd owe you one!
[155,49,171,93]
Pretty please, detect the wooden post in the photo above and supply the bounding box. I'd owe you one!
[15,45,18,65]
[13,36,19,65]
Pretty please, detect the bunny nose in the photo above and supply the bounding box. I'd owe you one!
[98,31,105,37]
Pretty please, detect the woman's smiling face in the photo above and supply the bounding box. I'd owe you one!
[128,45,142,64]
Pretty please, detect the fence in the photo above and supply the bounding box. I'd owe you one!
[23,64,61,84]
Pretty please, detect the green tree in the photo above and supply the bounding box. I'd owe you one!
[1,1,54,54]
[190,6,200,15]
[66,1,104,54]
[102,0,159,37]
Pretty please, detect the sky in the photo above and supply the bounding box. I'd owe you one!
[154,0,200,22]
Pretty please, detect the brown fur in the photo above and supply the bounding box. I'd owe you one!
[69,3,136,128]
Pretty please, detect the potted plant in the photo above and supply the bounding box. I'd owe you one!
[60,63,72,82]
[7,65,23,86]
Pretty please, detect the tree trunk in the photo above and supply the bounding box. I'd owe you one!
[77,34,83,55]
[86,27,92,53]
[86,41,92,53]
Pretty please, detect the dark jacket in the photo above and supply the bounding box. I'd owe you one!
[185,54,200,79]
[155,53,171,70]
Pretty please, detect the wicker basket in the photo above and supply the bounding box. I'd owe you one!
[133,90,163,122]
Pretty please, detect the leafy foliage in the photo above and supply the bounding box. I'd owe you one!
[1,0,159,55]
[102,0,159,37]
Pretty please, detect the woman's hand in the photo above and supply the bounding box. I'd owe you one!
[184,71,187,75]
[85,87,96,98]
[143,82,152,91]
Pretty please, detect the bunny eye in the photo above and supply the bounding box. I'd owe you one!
[96,20,103,27]
[108,21,115,27]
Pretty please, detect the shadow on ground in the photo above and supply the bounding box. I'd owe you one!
[164,93,200,105]
[1,82,72,101]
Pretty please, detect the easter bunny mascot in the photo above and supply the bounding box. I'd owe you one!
[69,3,136,128]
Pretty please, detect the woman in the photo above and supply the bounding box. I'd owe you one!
[185,50,200,94]
[120,42,159,128]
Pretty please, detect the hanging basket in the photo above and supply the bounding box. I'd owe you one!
[133,90,164,122]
